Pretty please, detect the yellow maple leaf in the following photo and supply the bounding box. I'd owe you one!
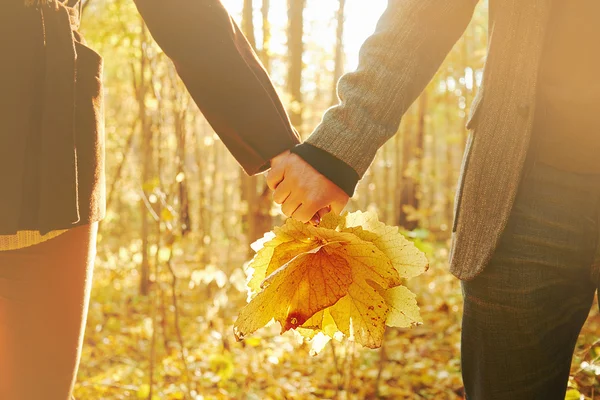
[297,270,422,348]
[234,211,428,352]
[235,234,399,339]
[246,217,406,292]
[246,220,320,293]
[328,279,390,348]
[299,308,338,338]
[234,245,353,340]
[335,211,429,279]
[382,285,423,328]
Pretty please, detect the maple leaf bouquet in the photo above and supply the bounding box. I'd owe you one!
[233,211,429,352]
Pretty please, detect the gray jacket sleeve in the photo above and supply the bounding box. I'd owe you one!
[305,0,479,177]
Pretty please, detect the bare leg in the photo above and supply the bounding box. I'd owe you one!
[0,223,97,400]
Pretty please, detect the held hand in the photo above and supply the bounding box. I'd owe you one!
[269,149,290,169]
[267,152,349,223]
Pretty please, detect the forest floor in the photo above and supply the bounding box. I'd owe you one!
[74,238,600,400]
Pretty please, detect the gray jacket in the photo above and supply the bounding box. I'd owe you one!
[305,0,552,280]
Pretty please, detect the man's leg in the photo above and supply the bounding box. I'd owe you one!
[461,163,598,400]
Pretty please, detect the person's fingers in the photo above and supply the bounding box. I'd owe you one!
[281,202,302,218]
[270,150,290,167]
[272,180,292,205]
[281,198,302,218]
[330,197,349,215]
[293,203,322,224]
[266,159,286,191]
[317,206,331,219]
[269,152,350,220]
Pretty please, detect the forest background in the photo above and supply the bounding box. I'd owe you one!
[74,0,600,398]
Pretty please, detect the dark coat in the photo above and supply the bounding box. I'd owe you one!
[0,0,300,235]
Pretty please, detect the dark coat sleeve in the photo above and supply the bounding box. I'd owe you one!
[133,0,300,175]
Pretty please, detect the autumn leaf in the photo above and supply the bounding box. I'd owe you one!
[381,285,423,328]
[234,246,353,339]
[236,234,399,339]
[234,211,428,351]
[298,308,338,339]
[328,210,429,279]
[327,279,390,348]
[246,219,322,293]
[297,282,422,347]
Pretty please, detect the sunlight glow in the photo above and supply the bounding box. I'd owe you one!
[221,0,388,71]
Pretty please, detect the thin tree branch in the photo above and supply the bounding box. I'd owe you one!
[105,119,139,212]
[81,0,92,15]
[166,244,194,398]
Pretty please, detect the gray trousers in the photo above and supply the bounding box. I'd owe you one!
[461,161,600,400]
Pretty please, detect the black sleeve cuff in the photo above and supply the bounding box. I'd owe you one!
[291,143,359,197]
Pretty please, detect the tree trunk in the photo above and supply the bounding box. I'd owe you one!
[397,90,427,232]
[394,128,404,225]
[444,88,455,232]
[398,121,416,230]
[240,0,273,255]
[211,140,220,237]
[195,119,210,264]
[138,20,151,296]
[287,0,305,130]
[261,0,271,71]
[331,0,346,106]
[242,0,256,48]
[174,93,191,236]
[382,144,391,224]
[405,91,427,230]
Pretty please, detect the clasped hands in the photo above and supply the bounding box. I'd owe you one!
[267,150,349,224]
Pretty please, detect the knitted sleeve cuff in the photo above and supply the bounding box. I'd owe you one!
[291,143,360,197]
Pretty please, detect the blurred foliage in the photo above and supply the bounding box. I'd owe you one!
[74,0,599,399]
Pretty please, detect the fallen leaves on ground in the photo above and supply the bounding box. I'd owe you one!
[234,211,429,352]
[74,237,600,399]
